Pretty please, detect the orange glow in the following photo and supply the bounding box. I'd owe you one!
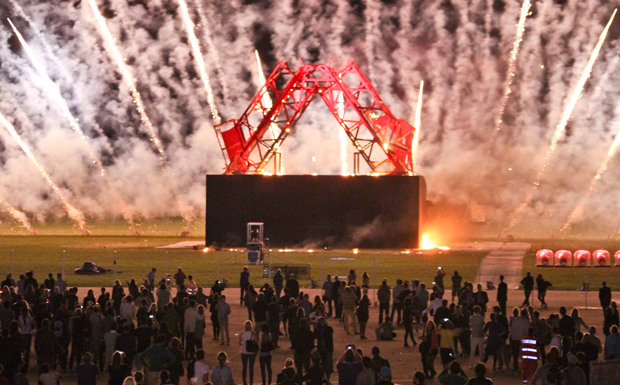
[352,248,359,254]
[203,247,209,253]
[420,234,450,250]
[308,249,314,253]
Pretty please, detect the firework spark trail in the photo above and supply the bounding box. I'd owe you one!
[86,0,168,163]
[0,111,86,229]
[505,9,617,232]
[411,80,424,173]
[8,18,135,227]
[0,193,32,232]
[255,50,284,174]
[493,0,531,134]
[8,19,106,176]
[337,91,349,176]
[8,0,75,85]
[195,0,231,109]
[561,125,620,231]
[178,0,222,126]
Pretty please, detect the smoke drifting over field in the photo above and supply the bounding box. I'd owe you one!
[0,0,619,236]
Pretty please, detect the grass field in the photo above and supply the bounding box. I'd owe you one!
[0,234,487,289]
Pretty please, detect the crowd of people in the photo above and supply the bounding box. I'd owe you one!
[0,266,613,385]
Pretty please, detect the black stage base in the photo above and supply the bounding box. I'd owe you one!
[206,175,426,249]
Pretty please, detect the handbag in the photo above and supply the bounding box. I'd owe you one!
[245,333,259,353]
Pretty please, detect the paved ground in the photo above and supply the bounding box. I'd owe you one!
[32,287,610,385]
[471,243,531,289]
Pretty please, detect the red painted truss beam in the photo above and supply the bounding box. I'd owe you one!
[214,60,416,175]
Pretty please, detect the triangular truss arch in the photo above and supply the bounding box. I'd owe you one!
[214,60,416,175]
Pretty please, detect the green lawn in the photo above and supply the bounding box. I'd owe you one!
[521,239,620,291]
[0,234,487,289]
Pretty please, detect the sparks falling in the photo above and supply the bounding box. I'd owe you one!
[0,111,86,229]
[561,122,620,231]
[0,193,33,233]
[506,9,616,232]
[411,80,424,173]
[337,91,349,176]
[494,0,531,134]
[8,19,106,177]
[87,0,168,163]
[178,0,221,125]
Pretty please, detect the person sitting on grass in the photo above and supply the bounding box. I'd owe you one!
[375,316,396,340]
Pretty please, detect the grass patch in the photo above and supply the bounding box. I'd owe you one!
[522,239,620,291]
[0,235,487,288]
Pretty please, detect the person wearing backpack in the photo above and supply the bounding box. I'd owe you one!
[259,324,275,385]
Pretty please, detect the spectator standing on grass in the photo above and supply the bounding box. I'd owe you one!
[497,276,507,317]
[173,268,186,292]
[521,273,534,307]
[286,274,300,300]
[451,272,462,304]
[146,268,157,292]
[273,270,284,299]
[536,274,551,309]
[322,275,334,316]
[390,279,404,325]
[474,285,489,317]
[342,287,359,335]
[599,281,612,315]
[357,294,370,340]
[435,268,446,293]
[240,267,250,306]
[54,273,67,294]
[377,279,391,325]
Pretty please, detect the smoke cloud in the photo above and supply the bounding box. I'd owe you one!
[0,0,618,237]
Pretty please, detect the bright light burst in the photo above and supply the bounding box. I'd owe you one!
[420,234,450,250]
[506,9,617,232]
[337,91,349,176]
[7,19,106,177]
[562,121,620,231]
[86,0,168,163]
[0,111,86,229]
[411,80,424,173]
[178,0,221,125]
[494,0,531,134]
[0,193,32,232]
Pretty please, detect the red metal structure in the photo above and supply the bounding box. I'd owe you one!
[214,60,416,175]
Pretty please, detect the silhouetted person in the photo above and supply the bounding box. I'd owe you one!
[600,281,612,315]
[520,273,534,306]
[496,276,507,316]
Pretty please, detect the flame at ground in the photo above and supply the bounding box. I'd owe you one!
[420,234,450,250]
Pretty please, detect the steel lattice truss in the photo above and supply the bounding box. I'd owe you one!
[214,60,416,175]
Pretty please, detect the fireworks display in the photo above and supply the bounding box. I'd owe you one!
[411,81,424,173]
[506,9,616,232]
[493,0,531,134]
[177,0,221,126]
[0,0,618,235]
[0,193,32,233]
[0,110,86,229]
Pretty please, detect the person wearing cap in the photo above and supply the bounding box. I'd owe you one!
[438,361,467,385]
[561,355,587,385]
[375,367,393,385]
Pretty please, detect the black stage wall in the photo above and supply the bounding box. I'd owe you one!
[206,175,426,249]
